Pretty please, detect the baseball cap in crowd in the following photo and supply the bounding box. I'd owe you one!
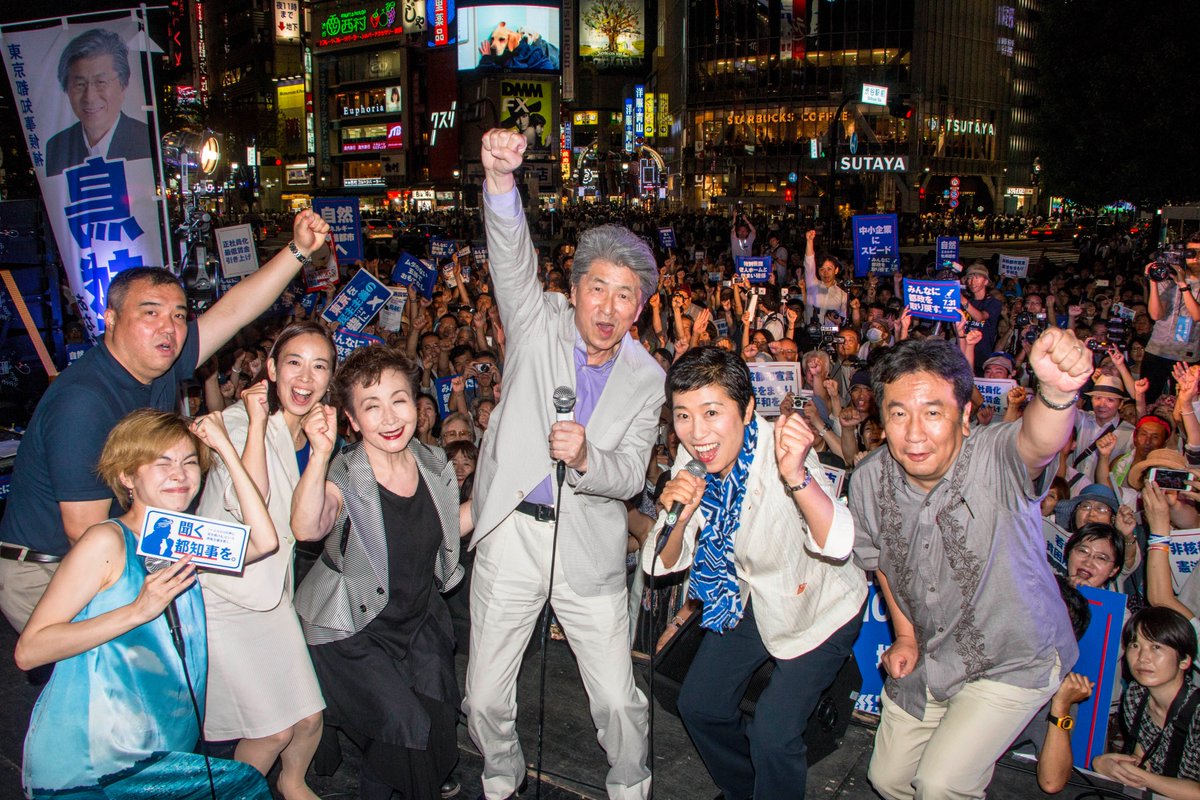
[1127,446,1187,491]
[1085,375,1127,398]
[850,370,872,390]
[982,352,1015,378]
[1054,483,1119,529]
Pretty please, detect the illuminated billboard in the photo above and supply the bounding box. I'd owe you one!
[457,1,561,72]
[499,79,555,158]
[578,0,644,67]
[316,0,427,48]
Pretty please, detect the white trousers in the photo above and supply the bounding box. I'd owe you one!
[464,511,650,800]
[868,660,1060,800]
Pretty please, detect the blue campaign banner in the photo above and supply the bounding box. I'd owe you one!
[736,256,771,284]
[852,213,900,277]
[300,290,325,317]
[434,375,479,418]
[391,251,437,299]
[1071,586,1127,769]
[135,507,250,574]
[936,236,960,267]
[332,327,384,362]
[429,238,456,259]
[312,197,363,263]
[658,227,676,249]
[851,583,892,715]
[903,279,962,322]
[471,245,488,264]
[320,268,391,332]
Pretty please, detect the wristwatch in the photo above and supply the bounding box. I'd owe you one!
[288,240,312,268]
[1046,712,1074,731]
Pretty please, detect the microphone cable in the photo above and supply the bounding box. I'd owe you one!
[535,385,576,799]
[146,557,216,800]
[534,458,567,800]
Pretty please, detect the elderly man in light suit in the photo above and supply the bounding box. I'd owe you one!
[464,129,664,800]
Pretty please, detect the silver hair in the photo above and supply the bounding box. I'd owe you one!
[58,29,132,92]
[571,224,658,305]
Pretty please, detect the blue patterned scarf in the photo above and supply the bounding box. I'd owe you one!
[688,415,757,633]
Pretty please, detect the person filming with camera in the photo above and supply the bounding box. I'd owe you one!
[1142,233,1200,401]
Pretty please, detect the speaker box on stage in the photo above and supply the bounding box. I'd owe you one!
[651,614,862,766]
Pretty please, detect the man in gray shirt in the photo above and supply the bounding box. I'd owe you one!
[849,330,1091,799]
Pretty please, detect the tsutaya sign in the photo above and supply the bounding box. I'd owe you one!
[926,117,997,136]
[838,155,908,173]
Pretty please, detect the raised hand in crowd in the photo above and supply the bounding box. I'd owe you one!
[1003,386,1028,422]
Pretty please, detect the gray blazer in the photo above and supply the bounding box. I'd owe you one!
[294,440,463,645]
[470,193,666,597]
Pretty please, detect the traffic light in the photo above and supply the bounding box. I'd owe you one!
[784,188,794,204]
[888,96,914,120]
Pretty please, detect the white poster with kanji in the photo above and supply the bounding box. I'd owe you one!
[0,11,170,343]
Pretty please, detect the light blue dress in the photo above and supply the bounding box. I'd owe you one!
[22,520,270,799]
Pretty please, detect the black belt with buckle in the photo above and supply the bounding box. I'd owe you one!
[0,544,63,564]
[516,500,556,522]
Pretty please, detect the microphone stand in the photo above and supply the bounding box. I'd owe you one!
[534,459,567,799]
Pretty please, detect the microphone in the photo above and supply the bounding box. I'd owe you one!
[655,459,707,556]
[552,386,577,485]
[144,556,186,659]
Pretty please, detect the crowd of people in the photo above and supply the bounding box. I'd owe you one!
[1,128,1198,800]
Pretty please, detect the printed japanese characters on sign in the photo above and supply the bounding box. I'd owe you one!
[1165,529,1200,594]
[974,378,1016,415]
[747,361,798,416]
[936,236,959,266]
[1043,520,1071,572]
[0,14,169,343]
[312,198,363,262]
[136,507,250,574]
[332,327,384,362]
[434,374,479,417]
[320,268,391,331]
[903,279,962,322]
[377,289,409,332]
[391,251,437,298]
[214,224,260,278]
[999,254,1029,279]
[736,256,770,284]
[429,238,456,258]
[852,213,899,277]
[658,227,676,249]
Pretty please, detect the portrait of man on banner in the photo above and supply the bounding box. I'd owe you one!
[45,28,152,177]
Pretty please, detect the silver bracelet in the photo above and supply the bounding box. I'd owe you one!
[1035,386,1078,411]
[784,468,813,495]
[287,240,312,268]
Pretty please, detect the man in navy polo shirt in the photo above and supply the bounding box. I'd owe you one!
[0,210,329,633]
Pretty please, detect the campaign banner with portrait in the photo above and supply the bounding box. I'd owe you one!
[499,79,556,159]
[457,0,562,73]
[0,11,170,343]
[578,0,645,68]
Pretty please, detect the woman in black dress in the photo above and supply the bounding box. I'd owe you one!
[291,346,468,800]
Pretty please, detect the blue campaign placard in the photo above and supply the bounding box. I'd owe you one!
[391,251,437,299]
[852,213,900,277]
[736,256,771,284]
[936,236,960,267]
[1071,586,1127,769]
[135,507,250,574]
[65,342,93,366]
[471,245,488,264]
[312,197,363,263]
[851,583,892,715]
[332,327,384,362]
[434,375,479,417]
[658,227,676,249]
[320,268,391,332]
[903,279,962,322]
[429,238,456,259]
